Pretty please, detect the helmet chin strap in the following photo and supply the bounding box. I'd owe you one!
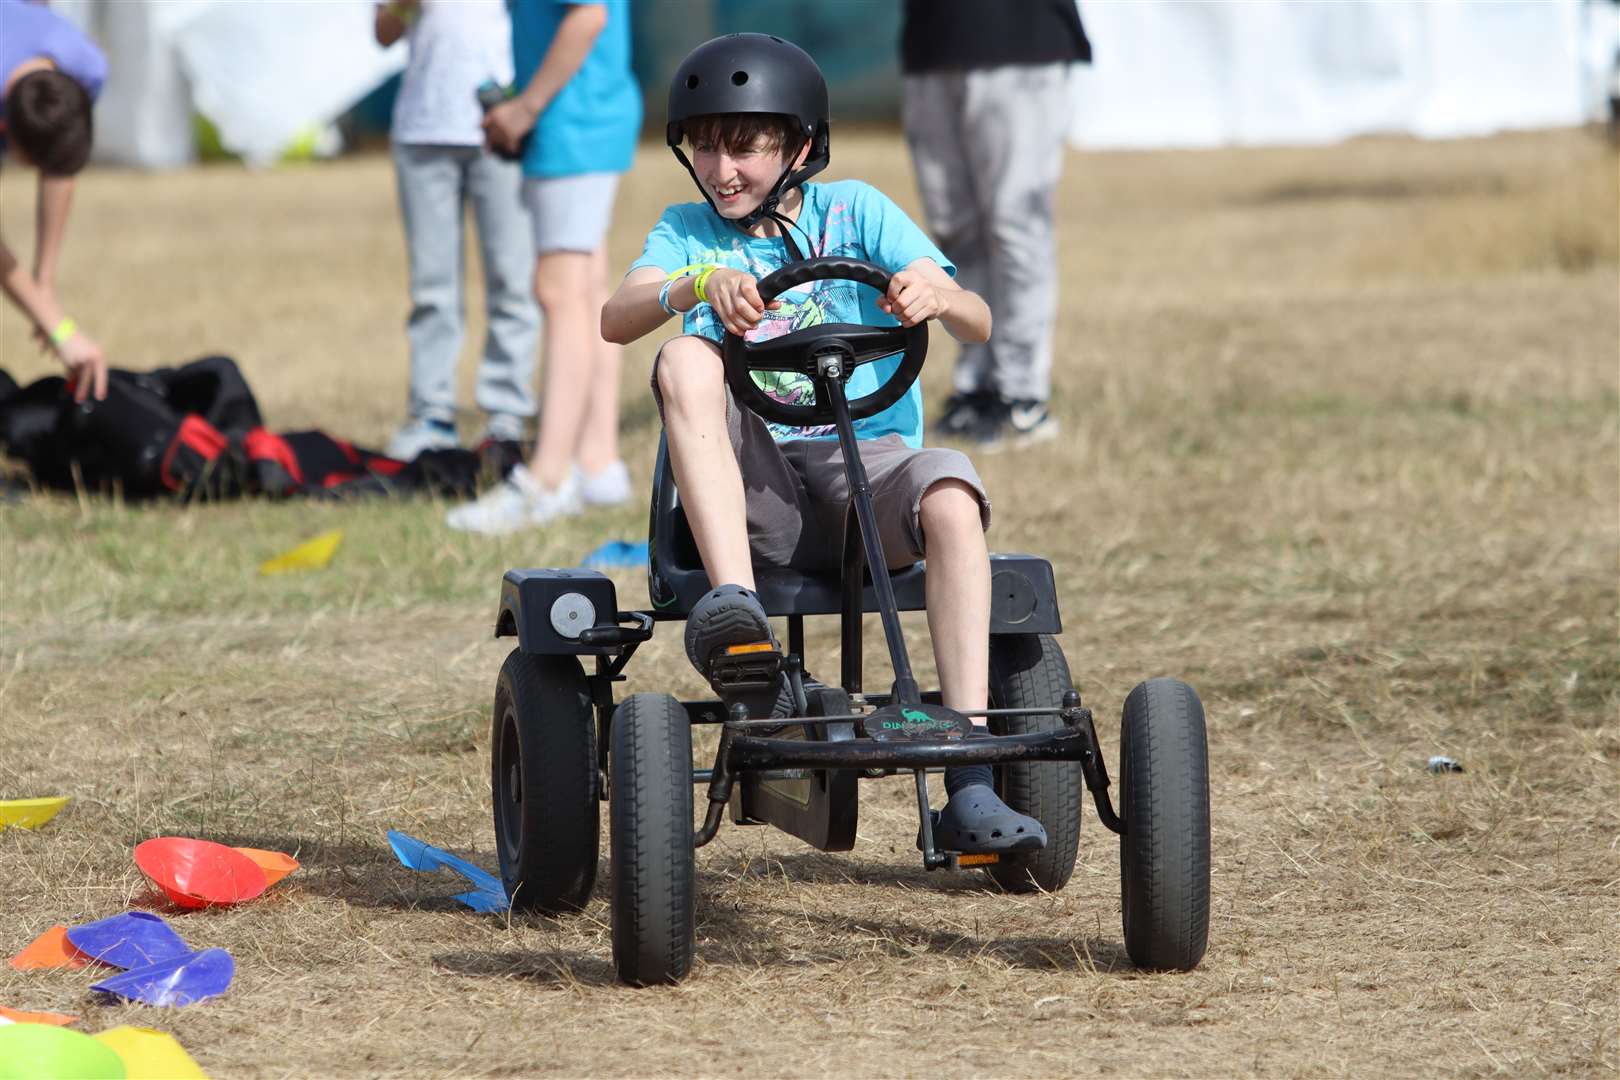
[670,145,814,263]
[737,159,807,262]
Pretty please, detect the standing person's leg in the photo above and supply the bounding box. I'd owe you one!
[573,246,630,506]
[391,143,468,458]
[902,71,996,431]
[446,172,621,534]
[526,172,624,494]
[959,63,1074,445]
[466,147,540,443]
[528,244,595,493]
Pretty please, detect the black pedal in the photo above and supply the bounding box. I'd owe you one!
[860,702,971,742]
[706,643,782,695]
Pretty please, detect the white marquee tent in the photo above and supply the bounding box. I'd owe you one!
[42,0,1620,169]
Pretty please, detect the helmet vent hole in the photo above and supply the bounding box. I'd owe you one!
[731,70,749,86]
[686,74,700,90]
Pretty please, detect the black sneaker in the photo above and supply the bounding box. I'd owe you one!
[976,396,1058,451]
[932,390,995,440]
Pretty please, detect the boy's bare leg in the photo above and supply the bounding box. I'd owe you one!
[529,249,595,492]
[919,479,991,720]
[656,336,755,589]
[575,247,622,477]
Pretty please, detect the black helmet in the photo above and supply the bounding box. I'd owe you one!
[666,33,831,235]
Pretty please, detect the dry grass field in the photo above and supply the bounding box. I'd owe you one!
[2,126,1617,1078]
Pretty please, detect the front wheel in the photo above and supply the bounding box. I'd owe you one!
[609,692,696,986]
[491,650,598,914]
[1119,677,1210,971]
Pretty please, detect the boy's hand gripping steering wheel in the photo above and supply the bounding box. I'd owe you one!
[720,257,928,427]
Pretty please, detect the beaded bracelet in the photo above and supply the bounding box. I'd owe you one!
[50,317,77,346]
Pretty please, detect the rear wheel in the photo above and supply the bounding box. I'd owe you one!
[1119,677,1210,971]
[609,692,695,986]
[491,650,598,914]
[985,634,1082,893]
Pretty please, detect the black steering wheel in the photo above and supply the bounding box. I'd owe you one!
[720,256,928,427]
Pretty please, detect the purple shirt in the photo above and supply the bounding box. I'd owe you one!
[0,0,107,133]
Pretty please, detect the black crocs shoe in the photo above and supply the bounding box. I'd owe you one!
[684,585,777,671]
[923,783,1047,855]
[685,585,788,718]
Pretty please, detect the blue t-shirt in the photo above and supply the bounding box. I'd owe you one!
[509,0,640,178]
[630,179,953,447]
[0,0,107,159]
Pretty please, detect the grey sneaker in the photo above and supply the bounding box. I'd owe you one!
[387,417,458,460]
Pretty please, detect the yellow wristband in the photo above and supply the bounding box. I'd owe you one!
[692,265,721,304]
[49,318,77,346]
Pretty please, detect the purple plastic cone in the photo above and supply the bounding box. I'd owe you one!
[90,947,233,1007]
[65,912,190,970]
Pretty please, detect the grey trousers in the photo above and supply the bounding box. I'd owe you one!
[902,63,1074,403]
[393,143,539,428]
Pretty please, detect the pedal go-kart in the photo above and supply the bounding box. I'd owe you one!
[488,257,1211,986]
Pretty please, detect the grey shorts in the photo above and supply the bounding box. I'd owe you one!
[651,340,992,572]
[521,172,620,254]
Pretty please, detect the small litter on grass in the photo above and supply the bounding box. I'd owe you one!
[10,926,91,971]
[386,829,509,913]
[134,837,268,909]
[94,1025,209,1079]
[1427,755,1464,774]
[581,539,648,569]
[0,1022,126,1079]
[258,529,343,575]
[232,847,299,887]
[0,1006,76,1025]
[90,948,233,1008]
[65,913,189,970]
[0,796,70,830]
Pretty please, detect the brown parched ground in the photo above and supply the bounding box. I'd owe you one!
[1,126,1617,1078]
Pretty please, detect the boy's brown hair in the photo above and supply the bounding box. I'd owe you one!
[684,112,806,159]
[7,70,94,176]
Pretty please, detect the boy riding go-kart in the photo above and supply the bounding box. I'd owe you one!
[488,33,1211,986]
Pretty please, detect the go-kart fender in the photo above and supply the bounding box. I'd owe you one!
[496,569,622,655]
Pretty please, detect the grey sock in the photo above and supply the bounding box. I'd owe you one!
[944,764,993,796]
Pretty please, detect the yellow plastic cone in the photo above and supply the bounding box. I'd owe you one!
[0,797,69,830]
[258,530,343,576]
[93,1027,207,1080]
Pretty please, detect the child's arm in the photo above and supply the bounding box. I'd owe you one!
[601,266,694,345]
[0,230,107,402]
[485,3,606,155]
[880,258,992,344]
[603,265,783,345]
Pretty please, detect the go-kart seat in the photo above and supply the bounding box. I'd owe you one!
[645,434,930,619]
[644,435,1062,635]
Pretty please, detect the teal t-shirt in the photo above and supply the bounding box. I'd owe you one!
[629,179,953,447]
[509,0,640,177]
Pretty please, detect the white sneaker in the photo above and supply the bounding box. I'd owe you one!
[386,418,458,460]
[446,464,582,535]
[578,460,632,506]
